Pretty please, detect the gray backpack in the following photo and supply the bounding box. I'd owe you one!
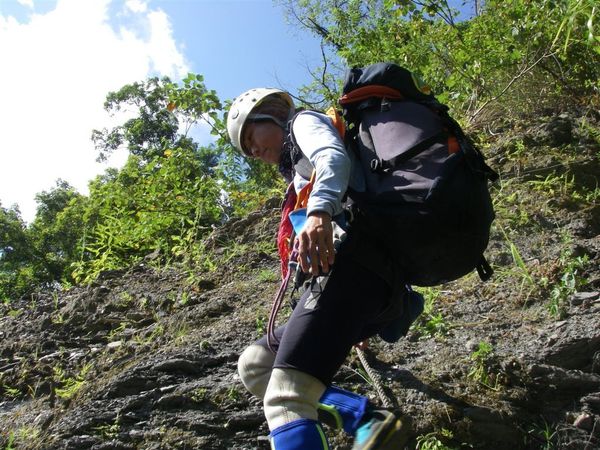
[292,63,497,287]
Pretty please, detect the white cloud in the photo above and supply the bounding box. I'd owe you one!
[17,0,34,8]
[125,0,147,13]
[0,0,189,223]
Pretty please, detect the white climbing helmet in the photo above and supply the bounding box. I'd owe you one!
[227,88,294,155]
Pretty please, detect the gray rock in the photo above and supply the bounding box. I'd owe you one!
[573,412,594,431]
[570,291,600,306]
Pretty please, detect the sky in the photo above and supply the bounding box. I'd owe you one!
[0,0,327,223]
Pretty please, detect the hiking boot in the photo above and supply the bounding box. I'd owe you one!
[352,409,410,450]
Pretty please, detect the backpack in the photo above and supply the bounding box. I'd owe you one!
[289,62,498,287]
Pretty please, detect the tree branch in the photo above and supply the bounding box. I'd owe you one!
[470,49,558,122]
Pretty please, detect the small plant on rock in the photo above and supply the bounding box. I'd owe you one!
[413,288,449,339]
[1,384,21,399]
[526,418,558,450]
[547,236,589,318]
[1,432,15,450]
[53,363,92,400]
[107,322,127,342]
[416,428,459,450]
[255,315,266,337]
[190,387,207,402]
[93,415,120,439]
[467,342,499,390]
[227,385,240,401]
[258,268,278,283]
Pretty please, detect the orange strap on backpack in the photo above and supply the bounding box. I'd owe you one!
[294,170,316,209]
[339,85,405,105]
[325,107,346,140]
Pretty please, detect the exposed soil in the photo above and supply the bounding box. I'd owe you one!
[1,111,599,449]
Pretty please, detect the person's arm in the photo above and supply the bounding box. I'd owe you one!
[292,112,350,274]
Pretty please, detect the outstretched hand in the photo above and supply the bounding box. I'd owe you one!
[297,211,335,275]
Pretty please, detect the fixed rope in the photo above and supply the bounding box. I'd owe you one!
[355,347,393,409]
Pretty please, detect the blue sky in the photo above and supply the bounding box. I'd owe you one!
[0,0,328,222]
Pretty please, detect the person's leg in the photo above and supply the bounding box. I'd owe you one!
[263,249,400,449]
[238,340,332,449]
[265,367,330,449]
[237,341,374,437]
[240,229,410,449]
[238,343,275,399]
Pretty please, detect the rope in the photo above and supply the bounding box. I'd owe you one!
[266,269,291,353]
[267,248,299,353]
[355,347,393,409]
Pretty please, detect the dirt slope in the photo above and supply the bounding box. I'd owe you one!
[1,111,599,449]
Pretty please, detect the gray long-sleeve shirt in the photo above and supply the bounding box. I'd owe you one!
[291,110,365,217]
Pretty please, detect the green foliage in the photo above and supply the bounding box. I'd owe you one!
[0,426,42,450]
[67,73,283,284]
[92,77,183,163]
[28,181,85,283]
[281,0,599,120]
[255,315,266,337]
[526,418,558,450]
[190,387,207,403]
[53,363,92,400]
[133,323,164,346]
[1,383,21,399]
[552,0,599,54]
[93,416,121,439]
[548,239,589,317]
[0,68,297,296]
[467,341,499,390]
[1,181,84,302]
[1,432,15,450]
[413,288,448,338]
[72,146,223,283]
[416,428,459,450]
[506,237,538,300]
[0,203,32,302]
[258,268,278,283]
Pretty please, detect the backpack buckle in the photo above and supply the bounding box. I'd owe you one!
[370,158,381,173]
[476,256,494,281]
[380,97,391,112]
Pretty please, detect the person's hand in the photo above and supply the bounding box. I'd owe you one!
[297,211,335,275]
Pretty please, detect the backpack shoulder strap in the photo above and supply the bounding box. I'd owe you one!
[287,110,324,182]
[294,155,313,181]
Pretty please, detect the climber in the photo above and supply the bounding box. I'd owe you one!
[227,88,410,449]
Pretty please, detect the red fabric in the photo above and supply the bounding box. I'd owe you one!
[277,175,316,279]
[277,183,297,279]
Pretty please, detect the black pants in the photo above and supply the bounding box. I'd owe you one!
[256,230,401,385]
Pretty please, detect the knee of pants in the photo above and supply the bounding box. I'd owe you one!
[238,344,275,399]
[264,368,326,431]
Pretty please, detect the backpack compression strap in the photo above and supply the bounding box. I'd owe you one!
[369,130,457,174]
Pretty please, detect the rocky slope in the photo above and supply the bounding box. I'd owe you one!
[1,110,599,449]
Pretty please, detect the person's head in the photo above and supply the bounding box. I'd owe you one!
[227,88,294,164]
